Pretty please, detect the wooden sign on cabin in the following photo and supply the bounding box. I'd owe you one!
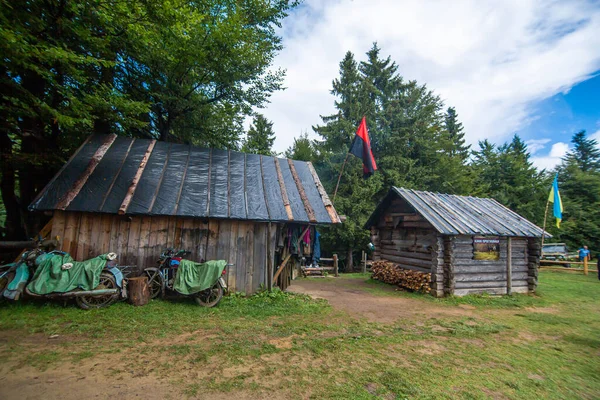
[473,236,500,260]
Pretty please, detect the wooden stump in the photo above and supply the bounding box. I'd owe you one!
[127,276,150,306]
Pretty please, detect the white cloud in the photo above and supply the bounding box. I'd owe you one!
[590,129,600,143]
[525,138,552,155]
[531,142,570,170]
[261,0,600,153]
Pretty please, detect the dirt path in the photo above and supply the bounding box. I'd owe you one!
[288,276,475,323]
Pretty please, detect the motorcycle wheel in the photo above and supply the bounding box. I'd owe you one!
[76,272,119,310]
[144,267,163,299]
[194,283,223,307]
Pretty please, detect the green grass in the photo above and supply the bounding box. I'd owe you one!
[0,272,599,399]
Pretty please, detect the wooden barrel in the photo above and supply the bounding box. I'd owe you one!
[127,276,150,306]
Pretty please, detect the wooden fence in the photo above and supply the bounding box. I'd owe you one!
[539,258,597,275]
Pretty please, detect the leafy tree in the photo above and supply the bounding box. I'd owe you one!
[241,114,277,156]
[0,0,297,240]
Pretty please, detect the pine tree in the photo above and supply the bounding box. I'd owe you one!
[241,114,277,156]
[284,133,317,161]
[552,130,600,252]
[471,135,547,225]
[563,130,600,172]
[311,44,473,268]
[444,107,469,159]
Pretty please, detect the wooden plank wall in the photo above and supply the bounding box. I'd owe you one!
[450,235,530,296]
[377,227,436,273]
[527,238,541,292]
[371,221,538,296]
[51,211,275,294]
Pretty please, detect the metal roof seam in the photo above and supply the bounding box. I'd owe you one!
[172,145,192,216]
[99,138,135,212]
[205,148,212,218]
[436,193,490,234]
[415,191,472,234]
[259,155,272,220]
[460,196,514,236]
[147,142,172,214]
[489,198,546,237]
[29,134,340,224]
[56,134,117,210]
[396,188,457,234]
[451,195,506,235]
[31,135,94,211]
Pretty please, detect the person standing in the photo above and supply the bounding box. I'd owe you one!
[578,245,590,262]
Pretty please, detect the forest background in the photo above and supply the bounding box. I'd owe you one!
[2,1,599,266]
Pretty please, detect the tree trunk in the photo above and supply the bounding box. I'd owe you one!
[127,276,150,306]
[0,131,25,240]
[346,247,354,272]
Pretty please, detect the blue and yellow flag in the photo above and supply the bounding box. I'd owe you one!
[548,173,563,228]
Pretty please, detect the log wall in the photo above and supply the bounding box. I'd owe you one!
[51,211,280,294]
[370,224,539,296]
[450,235,530,296]
[377,227,436,273]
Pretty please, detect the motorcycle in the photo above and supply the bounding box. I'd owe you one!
[1,248,133,310]
[143,249,229,307]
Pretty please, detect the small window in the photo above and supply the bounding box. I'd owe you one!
[473,236,500,260]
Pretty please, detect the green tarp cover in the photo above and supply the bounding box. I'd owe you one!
[173,260,226,295]
[27,253,110,295]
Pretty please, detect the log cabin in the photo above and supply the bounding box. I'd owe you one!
[365,187,549,297]
[29,134,340,294]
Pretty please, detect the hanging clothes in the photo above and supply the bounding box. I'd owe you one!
[312,229,321,265]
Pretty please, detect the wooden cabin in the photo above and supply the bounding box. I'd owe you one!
[29,134,340,294]
[365,187,548,297]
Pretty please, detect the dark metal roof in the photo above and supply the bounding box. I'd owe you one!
[365,187,549,237]
[30,134,340,224]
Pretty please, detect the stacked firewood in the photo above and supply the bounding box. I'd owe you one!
[371,260,431,293]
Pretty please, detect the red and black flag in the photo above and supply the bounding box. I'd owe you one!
[349,117,377,177]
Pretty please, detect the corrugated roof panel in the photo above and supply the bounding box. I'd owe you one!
[176,147,210,218]
[29,134,339,224]
[245,154,269,220]
[31,135,106,210]
[126,141,171,214]
[366,187,548,237]
[151,143,190,215]
[67,136,133,212]
[293,161,330,223]
[98,139,151,214]
[278,158,309,223]
[208,149,229,219]
[260,156,288,222]
[228,151,247,220]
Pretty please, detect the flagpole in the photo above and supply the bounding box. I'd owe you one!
[541,199,550,251]
[332,153,350,203]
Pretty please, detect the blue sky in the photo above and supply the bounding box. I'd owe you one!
[519,74,600,169]
[259,0,600,170]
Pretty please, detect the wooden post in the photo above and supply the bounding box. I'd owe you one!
[361,251,366,273]
[584,256,588,276]
[332,153,350,203]
[540,200,550,256]
[267,222,273,290]
[507,237,512,295]
[333,254,338,277]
